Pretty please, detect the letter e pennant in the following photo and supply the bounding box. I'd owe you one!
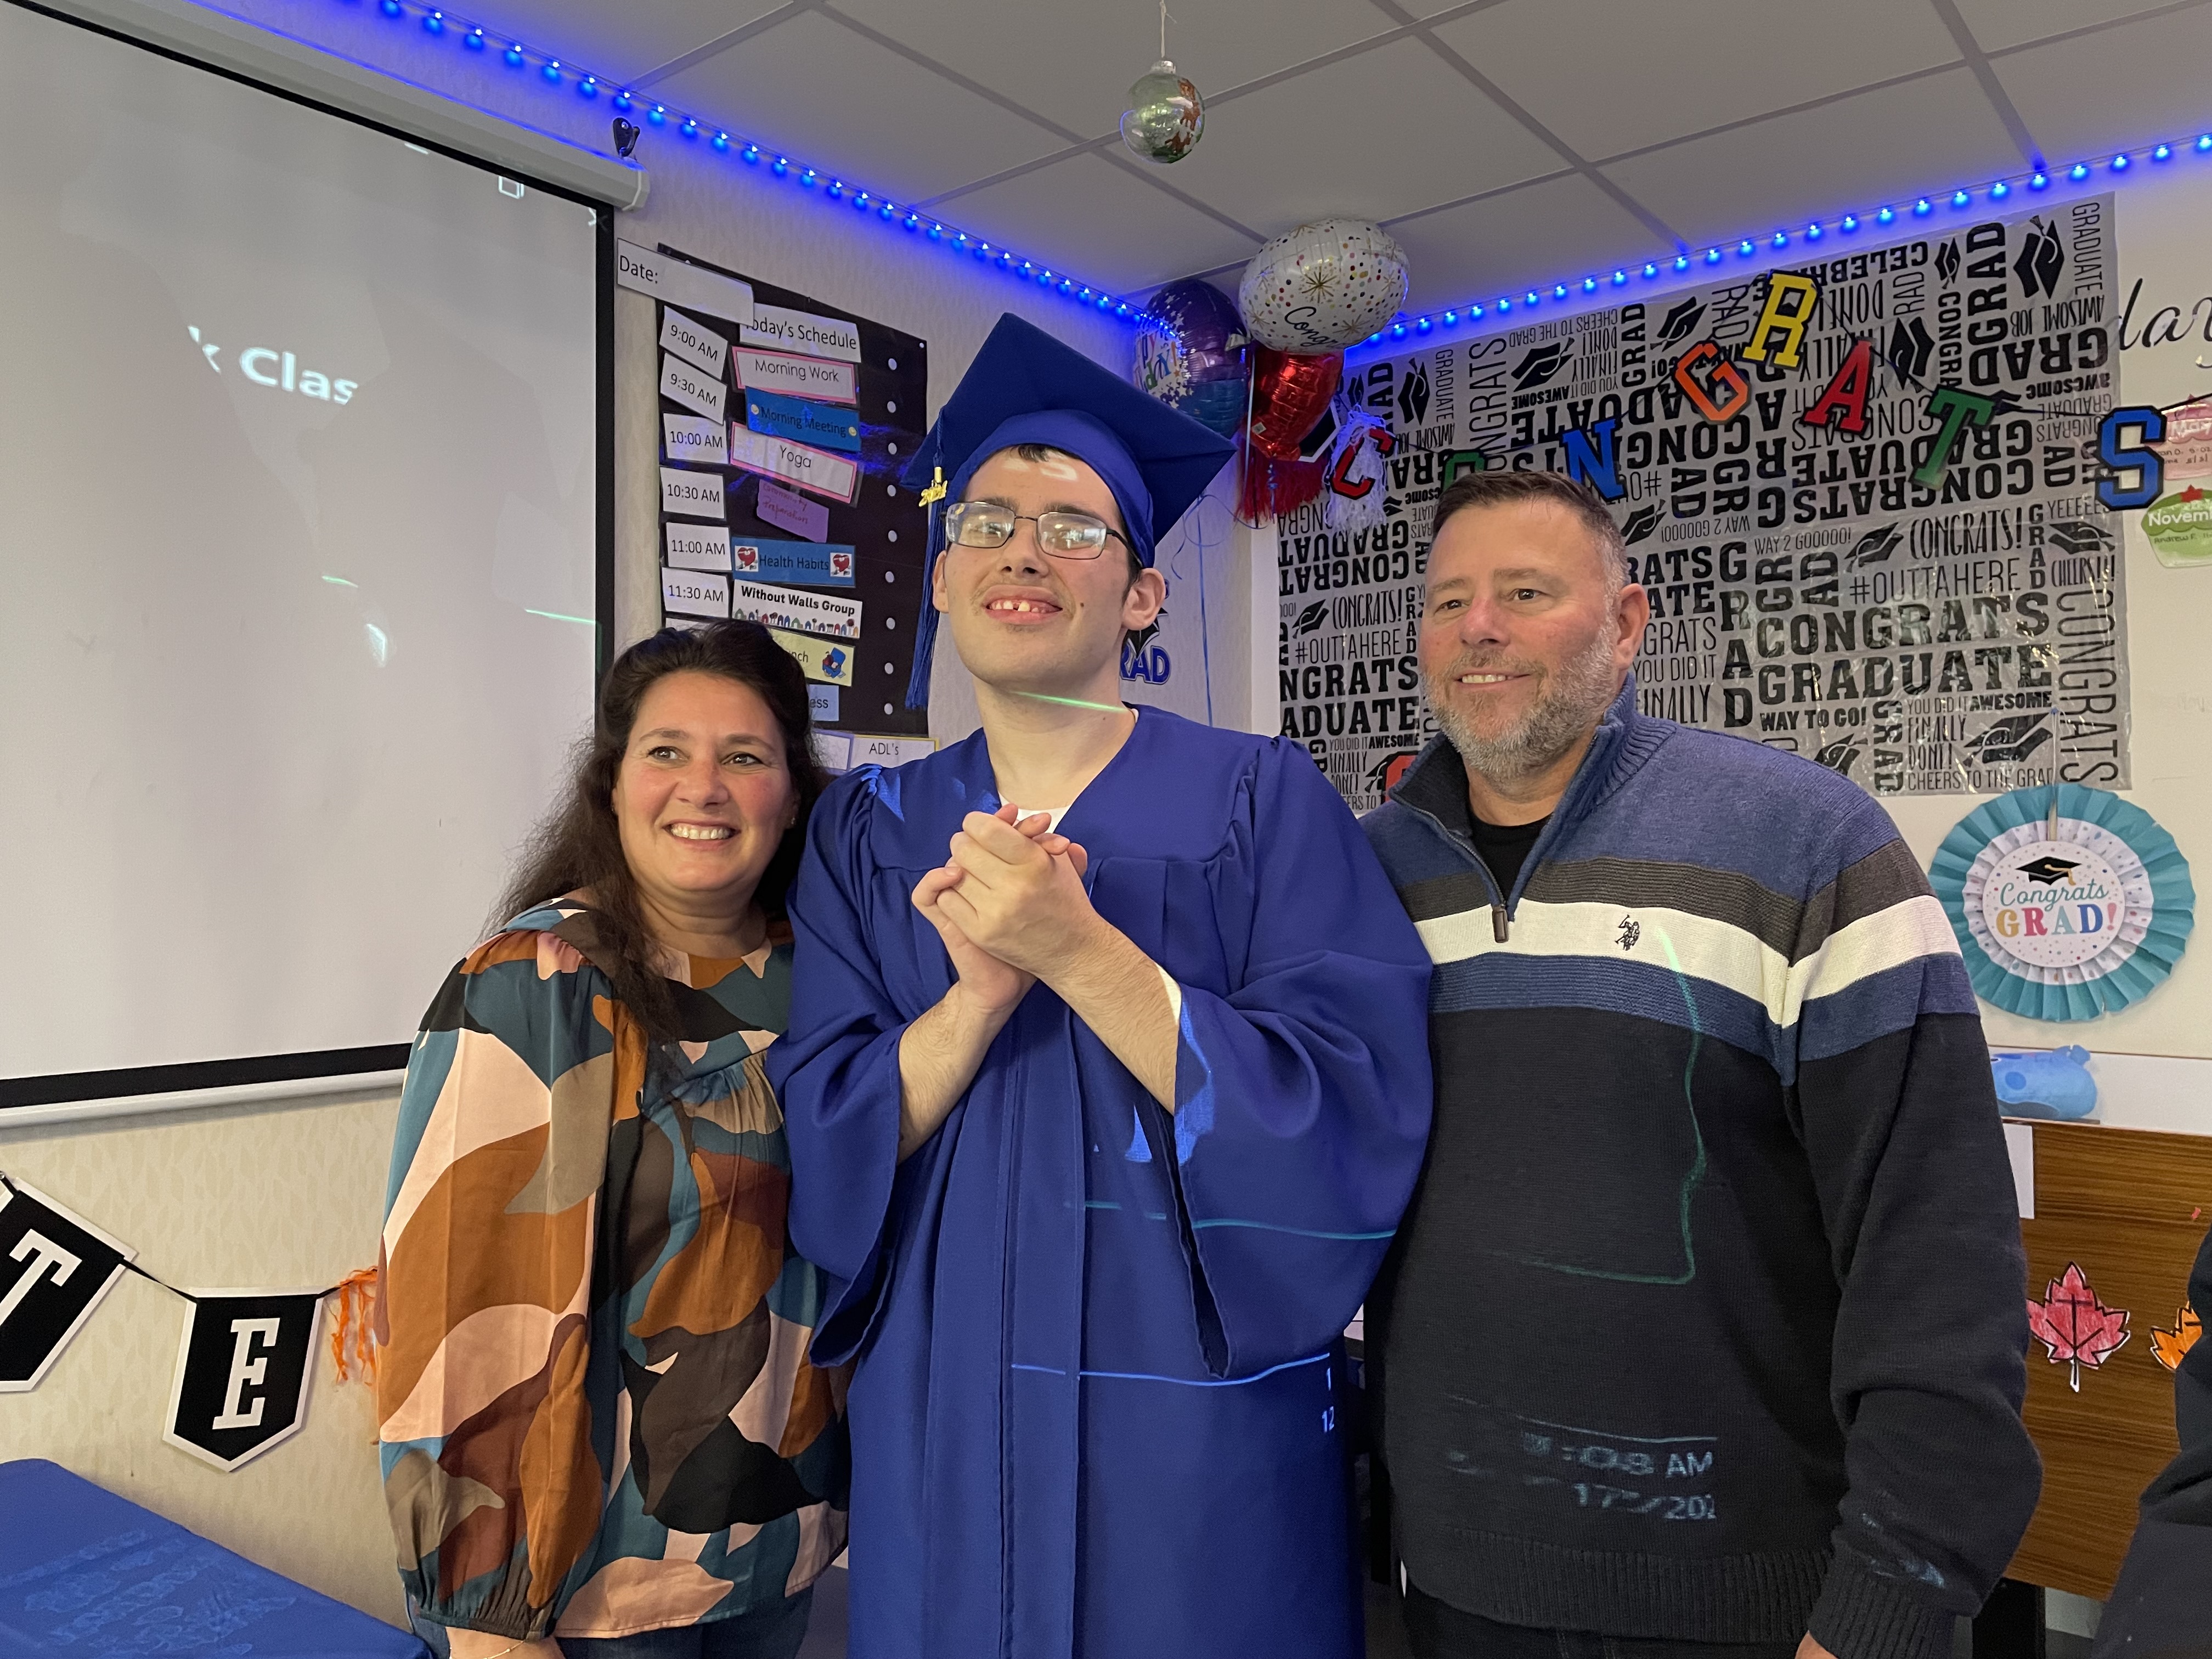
[0,1178,132,1392]
[165,1289,324,1470]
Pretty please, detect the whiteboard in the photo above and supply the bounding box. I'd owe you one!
[0,4,602,1102]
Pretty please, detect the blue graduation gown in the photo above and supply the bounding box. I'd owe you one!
[769,708,1434,1659]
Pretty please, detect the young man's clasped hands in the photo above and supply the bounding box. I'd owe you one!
[910,802,1178,1132]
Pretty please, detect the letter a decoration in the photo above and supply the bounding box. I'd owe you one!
[1930,785,2193,1020]
[2027,1262,2130,1391]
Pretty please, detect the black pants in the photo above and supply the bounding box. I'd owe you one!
[1403,1583,1800,1659]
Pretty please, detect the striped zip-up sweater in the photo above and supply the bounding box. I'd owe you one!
[1361,681,2039,1659]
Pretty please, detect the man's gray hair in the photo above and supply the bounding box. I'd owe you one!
[1429,470,1629,597]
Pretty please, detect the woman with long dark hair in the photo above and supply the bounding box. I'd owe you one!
[375,620,845,1659]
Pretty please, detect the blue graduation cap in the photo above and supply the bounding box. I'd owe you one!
[901,313,1235,707]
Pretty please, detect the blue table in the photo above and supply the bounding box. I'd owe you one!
[0,1459,429,1658]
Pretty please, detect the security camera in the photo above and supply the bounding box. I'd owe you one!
[612,118,640,159]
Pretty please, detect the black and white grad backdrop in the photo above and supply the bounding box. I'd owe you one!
[1280,198,2131,815]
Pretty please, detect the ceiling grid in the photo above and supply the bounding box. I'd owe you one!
[453,0,2212,312]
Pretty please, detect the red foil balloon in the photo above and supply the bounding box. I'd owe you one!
[1245,346,1341,459]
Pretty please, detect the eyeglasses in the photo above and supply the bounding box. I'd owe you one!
[944,501,1127,560]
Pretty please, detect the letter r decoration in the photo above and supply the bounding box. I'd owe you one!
[1740,273,1821,369]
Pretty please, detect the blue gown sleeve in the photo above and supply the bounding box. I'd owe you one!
[767,773,912,1365]
[1152,741,1434,1376]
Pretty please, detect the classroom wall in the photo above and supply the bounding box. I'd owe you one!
[20,2,2204,1638]
[0,2,1185,1629]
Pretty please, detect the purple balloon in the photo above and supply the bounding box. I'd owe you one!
[1137,279,1249,436]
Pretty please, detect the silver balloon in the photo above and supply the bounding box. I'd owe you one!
[1120,59,1203,164]
[1238,220,1410,352]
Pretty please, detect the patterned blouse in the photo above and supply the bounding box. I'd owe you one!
[375,897,848,1643]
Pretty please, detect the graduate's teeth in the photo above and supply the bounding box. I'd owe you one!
[669,824,733,840]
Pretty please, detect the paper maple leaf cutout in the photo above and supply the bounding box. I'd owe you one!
[2152,1301,2201,1372]
[2027,1262,2131,1391]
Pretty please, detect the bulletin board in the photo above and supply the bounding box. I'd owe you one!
[639,243,931,741]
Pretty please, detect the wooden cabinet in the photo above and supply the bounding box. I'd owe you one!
[2005,1120,2211,1599]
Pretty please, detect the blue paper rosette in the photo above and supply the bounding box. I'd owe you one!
[1930,785,2194,1021]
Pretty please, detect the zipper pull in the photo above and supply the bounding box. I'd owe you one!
[1492,902,1509,943]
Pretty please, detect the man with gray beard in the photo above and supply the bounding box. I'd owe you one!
[1359,471,2040,1659]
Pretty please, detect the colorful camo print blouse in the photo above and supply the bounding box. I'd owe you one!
[375,896,849,1644]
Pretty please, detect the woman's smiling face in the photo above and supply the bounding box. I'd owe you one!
[610,669,796,923]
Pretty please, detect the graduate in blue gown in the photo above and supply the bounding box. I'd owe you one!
[768,314,1434,1659]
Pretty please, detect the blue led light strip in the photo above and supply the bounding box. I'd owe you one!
[345,0,1142,323]
[1351,133,2212,357]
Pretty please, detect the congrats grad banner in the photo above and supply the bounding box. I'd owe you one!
[1280,196,2134,815]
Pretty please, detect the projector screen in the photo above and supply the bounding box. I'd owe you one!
[0,2,606,1104]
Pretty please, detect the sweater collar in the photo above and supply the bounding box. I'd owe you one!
[1391,674,1649,840]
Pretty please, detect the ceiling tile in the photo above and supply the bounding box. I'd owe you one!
[651,12,1065,203]
[825,0,1395,147]
[1599,67,2023,247]
[1951,0,2187,53]
[1991,7,2212,162]
[1436,0,1962,162]
[1389,173,1671,312]
[939,153,1261,296]
[453,0,786,87]
[1159,35,1562,235]
[1387,0,1507,16]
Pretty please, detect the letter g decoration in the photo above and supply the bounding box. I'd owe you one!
[1672,342,1748,423]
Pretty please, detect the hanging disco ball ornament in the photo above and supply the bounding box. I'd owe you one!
[1120,60,1204,162]
[1120,4,1204,163]
[1133,279,1249,437]
[1238,219,1410,353]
